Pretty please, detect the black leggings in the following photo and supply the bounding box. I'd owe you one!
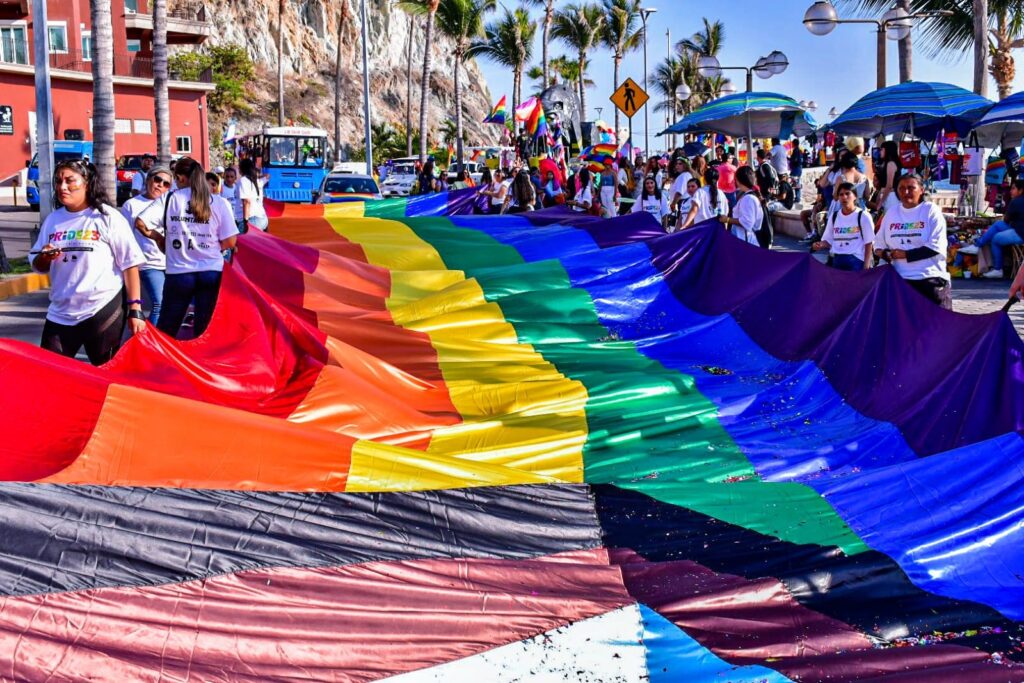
[906,277,953,310]
[41,289,126,366]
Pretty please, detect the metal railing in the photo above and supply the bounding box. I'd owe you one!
[167,2,207,22]
[48,48,212,83]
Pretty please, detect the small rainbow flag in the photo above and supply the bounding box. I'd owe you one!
[484,95,507,125]
[515,97,549,140]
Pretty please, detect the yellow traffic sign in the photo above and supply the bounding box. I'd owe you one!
[610,78,649,119]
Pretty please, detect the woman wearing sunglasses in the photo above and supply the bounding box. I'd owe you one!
[121,166,173,326]
[30,159,147,365]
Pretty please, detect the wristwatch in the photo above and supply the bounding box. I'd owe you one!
[127,309,146,321]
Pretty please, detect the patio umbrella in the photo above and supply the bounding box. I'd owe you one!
[661,92,817,169]
[970,91,1024,148]
[831,81,993,139]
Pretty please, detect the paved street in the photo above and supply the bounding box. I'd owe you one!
[0,204,41,261]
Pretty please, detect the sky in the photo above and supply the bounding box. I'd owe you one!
[473,1,1024,149]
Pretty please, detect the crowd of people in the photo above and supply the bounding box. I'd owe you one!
[30,157,266,365]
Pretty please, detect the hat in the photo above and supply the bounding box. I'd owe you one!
[214,165,225,174]
[146,166,172,180]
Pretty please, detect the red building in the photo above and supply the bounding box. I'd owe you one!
[0,0,214,183]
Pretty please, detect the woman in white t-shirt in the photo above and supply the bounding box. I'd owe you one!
[567,168,594,213]
[719,165,763,246]
[121,165,173,327]
[151,157,239,337]
[31,159,147,365]
[238,158,268,232]
[875,173,951,309]
[812,181,874,270]
[478,168,508,214]
[631,176,671,229]
[679,167,729,230]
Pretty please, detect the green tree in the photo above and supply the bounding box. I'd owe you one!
[676,17,725,59]
[601,0,643,138]
[168,45,256,115]
[436,0,496,172]
[470,7,536,132]
[551,3,605,121]
[89,0,116,200]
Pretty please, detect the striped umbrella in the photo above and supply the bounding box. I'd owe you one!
[971,91,1024,147]
[831,81,993,138]
[661,92,817,139]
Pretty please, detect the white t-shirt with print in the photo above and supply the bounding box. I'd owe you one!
[670,172,693,203]
[691,185,729,223]
[31,205,146,325]
[238,176,266,220]
[877,201,948,281]
[823,208,874,257]
[121,194,166,271]
[159,189,239,275]
[221,182,243,222]
[631,194,670,222]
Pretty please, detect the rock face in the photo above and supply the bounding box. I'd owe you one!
[184,0,499,155]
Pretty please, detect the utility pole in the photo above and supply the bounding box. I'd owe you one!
[335,2,348,164]
[278,0,286,126]
[32,0,54,220]
[360,0,373,175]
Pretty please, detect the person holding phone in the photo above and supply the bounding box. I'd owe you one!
[31,159,147,365]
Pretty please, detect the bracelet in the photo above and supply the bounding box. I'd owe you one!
[127,309,146,321]
[127,299,144,306]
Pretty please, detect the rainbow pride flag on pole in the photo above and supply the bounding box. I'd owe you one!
[0,192,1021,679]
[515,97,549,140]
[484,95,507,125]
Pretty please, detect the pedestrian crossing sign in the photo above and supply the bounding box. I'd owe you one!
[610,78,649,119]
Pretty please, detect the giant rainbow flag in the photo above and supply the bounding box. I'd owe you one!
[0,189,1022,680]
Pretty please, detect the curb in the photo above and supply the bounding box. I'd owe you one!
[0,273,49,302]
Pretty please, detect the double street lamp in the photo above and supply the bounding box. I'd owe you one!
[803,1,952,89]
[639,7,657,157]
[695,50,789,93]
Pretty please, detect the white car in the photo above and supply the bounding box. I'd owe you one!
[381,157,419,197]
[446,161,484,185]
[315,173,382,203]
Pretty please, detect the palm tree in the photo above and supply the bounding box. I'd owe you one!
[90,0,116,201]
[470,7,536,131]
[370,121,405,164]
[676,17,725,60]
[551,3,605,121]
[334,1,349,164]
[152,0,170,165]
[551,55,594,92]
[398,6,417,156]
[601,0,643,139]
[436,0,495,172]
[522,0,556,88]
[398,0,442,161]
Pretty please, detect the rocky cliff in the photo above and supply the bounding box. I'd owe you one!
[180,0,499,156]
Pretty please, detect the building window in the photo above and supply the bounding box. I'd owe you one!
[125,0,139,13]
[126,39,142,53]
[81,31,92,61]
[176,136,192,153]
[47,23,68,55]
[133,119,152,135]
[115,118,132,134]
[0,25,29,65]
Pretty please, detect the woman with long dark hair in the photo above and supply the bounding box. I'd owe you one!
[238,158,268,232]
[876,140,902,213]
[719,165,764,245]
[30,159,147,364]
[679,167,729,230]
[567,167,594,212]
[631,175,671,228]
[502,171,537,214]
[153,157,239,337]
[121,165,173,326]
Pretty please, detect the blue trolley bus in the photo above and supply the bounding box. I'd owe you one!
[235,126,330,203]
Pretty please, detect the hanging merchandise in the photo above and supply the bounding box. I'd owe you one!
[985,156,1007,186]
[899,141,922,170]
[962,132,985,176]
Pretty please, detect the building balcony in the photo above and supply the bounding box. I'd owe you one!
[43,48,213,84]
[124,2,211,45]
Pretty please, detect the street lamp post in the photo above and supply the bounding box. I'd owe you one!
[674,83,691,150]
[360,0,373,176]
[803,1,951,90]
[640,7,657,158]
[696,52,789,166]
[665,28,671,145]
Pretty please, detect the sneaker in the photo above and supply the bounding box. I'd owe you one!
[982,268,1004,279]
[958,244,980,255]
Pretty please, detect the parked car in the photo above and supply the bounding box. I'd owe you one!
[380,157,419,197]
[314,172,382,203]
[116,154,151,205]
[25,140,94,210]
[446,161,483,185]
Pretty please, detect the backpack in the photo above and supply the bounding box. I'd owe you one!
[757,162,779,192]
[736,191,773,248]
